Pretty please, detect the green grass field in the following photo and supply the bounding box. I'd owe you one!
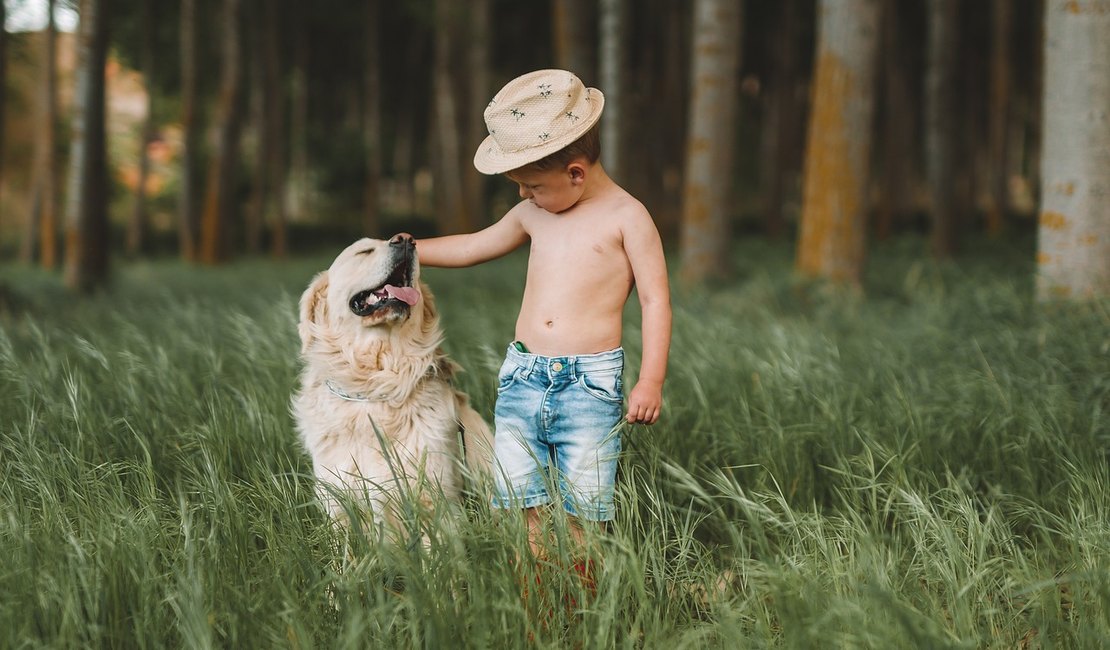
[1,237,1108,648]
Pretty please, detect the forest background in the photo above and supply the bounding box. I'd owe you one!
[0,0,1104,297]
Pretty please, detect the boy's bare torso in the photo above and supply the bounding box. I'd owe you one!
[514,189,642,356]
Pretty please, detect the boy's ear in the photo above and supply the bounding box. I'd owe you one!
[568,162,586,184]
[298,271,329,353]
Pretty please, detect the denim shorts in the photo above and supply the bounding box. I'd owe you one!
[491,343,624,521]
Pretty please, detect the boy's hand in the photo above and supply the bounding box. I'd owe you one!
[626,380,663,425]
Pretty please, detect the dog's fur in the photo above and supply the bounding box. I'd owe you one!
[292,236,492,529]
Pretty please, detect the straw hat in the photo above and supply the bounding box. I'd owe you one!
[473,69,605,175]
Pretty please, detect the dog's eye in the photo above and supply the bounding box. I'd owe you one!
[357,247,375,256]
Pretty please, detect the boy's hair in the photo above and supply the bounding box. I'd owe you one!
[510,123,601,174]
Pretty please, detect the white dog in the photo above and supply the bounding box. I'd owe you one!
[292,234,492,531]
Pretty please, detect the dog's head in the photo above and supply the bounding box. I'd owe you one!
[299,234,438,354]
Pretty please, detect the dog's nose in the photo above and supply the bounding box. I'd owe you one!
[389,233,414,249]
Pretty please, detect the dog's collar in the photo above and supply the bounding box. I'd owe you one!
[325,380,371,402]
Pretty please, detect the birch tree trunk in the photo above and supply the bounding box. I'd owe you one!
[1036,0,1110,300]
[199,0,244,264]
[679,0,741,284]
[796,0,880,284]
[925,0,958,258]
[598,0,626,181]
[64,0,111,291]
[179,0,199,260]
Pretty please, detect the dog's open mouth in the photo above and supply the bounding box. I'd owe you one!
[349,259,420,317]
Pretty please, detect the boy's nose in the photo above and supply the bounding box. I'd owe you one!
[518,184,531,199]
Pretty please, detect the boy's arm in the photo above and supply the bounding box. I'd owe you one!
[623,211,672,425]
[414,205,529,268]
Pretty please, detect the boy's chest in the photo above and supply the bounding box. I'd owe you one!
[522,211,624,261]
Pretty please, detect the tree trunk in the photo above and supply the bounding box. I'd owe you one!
[179,0,199,260]
[127,0,155,257]
[925,0,958,258]
[796,0,881,284]
[985,0,1011,235]
[1036,0,1110,301]
[264,0,287,258]
[679,0,742,285]
[598,0,626,182]
[875,0,913,241]
[0,0,6,244]
[244,0,266,255]
[199,0,244,265]
[64,0,111,291]
[760,0,800,239]
[287,20,309,222]
[363,0,383,237]
[465,0,490,225]
[552,0,594,81]
[432,0,468,234]
[27,0,59,267]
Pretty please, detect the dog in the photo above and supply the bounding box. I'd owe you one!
[292,234,492,532]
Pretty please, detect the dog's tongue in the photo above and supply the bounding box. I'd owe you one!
[384,284,420,305]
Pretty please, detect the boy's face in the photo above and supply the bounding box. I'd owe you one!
[505,163,586,214]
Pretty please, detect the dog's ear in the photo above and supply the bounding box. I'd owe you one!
[419,281,437,328]
[298,271,329,353]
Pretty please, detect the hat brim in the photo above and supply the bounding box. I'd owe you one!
[472,90,605,175]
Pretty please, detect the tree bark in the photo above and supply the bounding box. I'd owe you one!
[287,18,309,222]
[363,0,383,237]
[552,0,594,81]
[796,0,881,284]
[761,0,800,239]
[0,0,6,245]
[925,0,958,258]
[598,0,626,182]
[26,0,59,267]
[127,0,155,257]
[179,0,199,260]
[244,0,266,255]
[465,0,490,225]
[264,0,287,258]
[199,0,245,264]
[986,0,1012,235]
[679,0,742,285]
[432,0,468,234]
[1036,0,1110,301]
[64,0,111,291]
[875,0,913,241]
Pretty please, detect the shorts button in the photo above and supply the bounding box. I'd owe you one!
[551,362,563,372]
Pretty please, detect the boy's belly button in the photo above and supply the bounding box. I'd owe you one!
[545,320,554,328]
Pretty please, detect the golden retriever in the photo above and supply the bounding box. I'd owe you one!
[292,234,492,531]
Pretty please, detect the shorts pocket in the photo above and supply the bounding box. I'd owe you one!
[579,370,623,404]
[496,359,523,394]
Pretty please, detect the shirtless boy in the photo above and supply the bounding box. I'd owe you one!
[408,69,671,553]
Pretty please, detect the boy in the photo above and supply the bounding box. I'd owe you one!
[410,69,671,554]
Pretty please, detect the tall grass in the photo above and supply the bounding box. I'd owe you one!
[1,237,1107,648]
